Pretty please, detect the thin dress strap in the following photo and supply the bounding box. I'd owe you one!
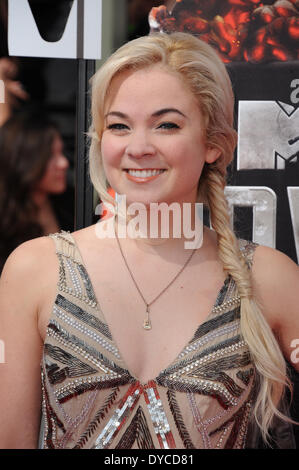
[48,230,98,308]
[49,231,82,264]
[238,239,259,269]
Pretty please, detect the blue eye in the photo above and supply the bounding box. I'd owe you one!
[158,122,180,130]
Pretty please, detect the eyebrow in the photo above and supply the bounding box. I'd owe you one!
[104,108,187,119]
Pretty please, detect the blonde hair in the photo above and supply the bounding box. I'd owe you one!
[89,32,292,442]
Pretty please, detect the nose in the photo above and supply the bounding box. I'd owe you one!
[125,129,156,159]
[55,154,69,170]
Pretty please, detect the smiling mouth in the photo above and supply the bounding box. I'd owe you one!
[124,169,166,177]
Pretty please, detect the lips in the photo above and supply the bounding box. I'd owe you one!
[124,168,166,183]
[125,168,165,176]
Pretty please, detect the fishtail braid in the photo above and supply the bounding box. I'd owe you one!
[204,163,293,442]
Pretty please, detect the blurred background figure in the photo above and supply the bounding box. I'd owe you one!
[0,56,30,126]
[0,1,76,275]
[0,1,30,126]
[0,108,71,273]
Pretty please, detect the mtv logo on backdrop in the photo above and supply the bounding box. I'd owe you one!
[237,100,299,170]
[8,0,102,59]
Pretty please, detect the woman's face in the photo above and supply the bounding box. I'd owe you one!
[101,65,219,207]
[36,133,69,194]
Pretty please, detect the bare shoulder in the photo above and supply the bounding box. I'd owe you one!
[250,244,299,330]
[251,244,299,292]
[0,236,58,316]
[0,236,57,448]
[72,222,112,241]
[1,235,57,283]
[71,222,115,254]
[71,223,98,243]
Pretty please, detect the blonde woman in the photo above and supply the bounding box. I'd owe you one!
[0,33,298,449]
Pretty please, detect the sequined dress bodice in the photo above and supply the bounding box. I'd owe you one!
[40,231,258,449]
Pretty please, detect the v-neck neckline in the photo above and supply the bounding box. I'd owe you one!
[68,232,231,386]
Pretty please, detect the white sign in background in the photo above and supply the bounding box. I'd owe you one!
[234,88,299,261]
[237,100,299,170]
[8,0,102,59]
[225,186,277,249]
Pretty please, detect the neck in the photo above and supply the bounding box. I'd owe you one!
[0,104,11,127]
[114,201,203,251]
[32,189,50,209]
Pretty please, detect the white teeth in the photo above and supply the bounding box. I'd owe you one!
[127,169,165,177]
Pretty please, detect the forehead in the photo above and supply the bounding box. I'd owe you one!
[104,65,198,112]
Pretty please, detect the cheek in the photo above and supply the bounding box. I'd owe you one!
[171,141,206,187]
[101,135,123,167]
[36,171,52,191]
[168,140,203,170]
[39,166,62,189]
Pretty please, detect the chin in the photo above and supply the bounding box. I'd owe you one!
[123,196,160,209]
[51,183,67,194]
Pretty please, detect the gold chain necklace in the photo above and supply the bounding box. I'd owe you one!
[114,215,197,330]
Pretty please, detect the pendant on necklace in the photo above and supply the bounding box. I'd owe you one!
[143,318,152,330]
[143,306,152,330]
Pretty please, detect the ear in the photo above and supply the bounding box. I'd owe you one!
[205,147,221,164]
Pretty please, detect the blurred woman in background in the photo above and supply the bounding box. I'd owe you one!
[0,109,69,273]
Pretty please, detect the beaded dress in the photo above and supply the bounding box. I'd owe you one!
[40,231,259,449]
